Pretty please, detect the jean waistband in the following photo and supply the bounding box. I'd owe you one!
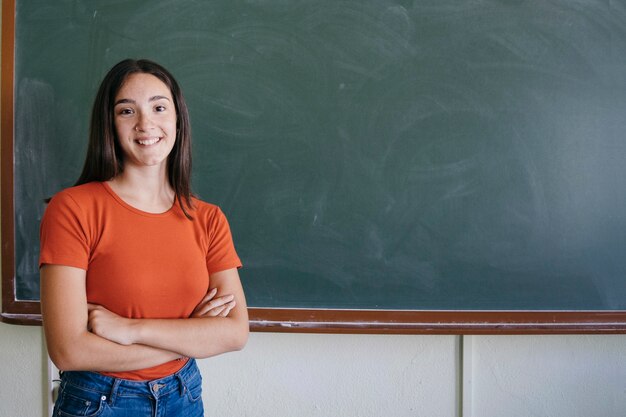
[60,358,199,400]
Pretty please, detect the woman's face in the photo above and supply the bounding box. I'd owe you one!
[113,73,177,170]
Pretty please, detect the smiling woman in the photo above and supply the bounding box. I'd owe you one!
[38,59,249,417]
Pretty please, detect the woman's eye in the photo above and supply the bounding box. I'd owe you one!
[155,105,166,112]
[119,108,134,115]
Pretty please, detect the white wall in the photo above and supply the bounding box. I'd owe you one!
[201,333,459,417]
[465,335,626,417]
[0,323,45,417]
[1,325,626,417]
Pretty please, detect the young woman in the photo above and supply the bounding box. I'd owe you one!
[40,59,249,417]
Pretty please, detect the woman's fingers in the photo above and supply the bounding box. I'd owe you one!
[215,300,236,317]
[197,288,218,305]
[191,293,236,318]
[191,288,218,316]
[201,297,235,317]
[219,301,236,317]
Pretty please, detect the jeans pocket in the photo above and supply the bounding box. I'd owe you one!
[55,385,107,417]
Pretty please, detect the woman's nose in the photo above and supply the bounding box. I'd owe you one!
[134,112,155,132]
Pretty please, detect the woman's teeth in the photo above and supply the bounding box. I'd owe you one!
[137,138,160,145]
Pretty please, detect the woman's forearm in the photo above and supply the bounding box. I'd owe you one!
[131,315,249,359]
[48,329,182,372]
[87,307,248,360]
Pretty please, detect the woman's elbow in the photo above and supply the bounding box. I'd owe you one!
[232,324,249,351]
[222,320,249,353]
[44,331,91,372]
[47,345,82,372]
[191,316,250,359]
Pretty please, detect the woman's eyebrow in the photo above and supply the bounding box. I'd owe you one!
[149,95,171,102]
[114,95,171,106]
[114,98,135,106]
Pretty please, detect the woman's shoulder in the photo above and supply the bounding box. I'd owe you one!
[50,182,106,204]
[190,197,237,227]
[43,182,107,225]
[47,183,110,214]
[191,196,222,217]
[189,198,236,242]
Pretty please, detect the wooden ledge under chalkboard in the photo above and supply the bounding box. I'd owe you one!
[246,309,626,334]
[4,308,626,334]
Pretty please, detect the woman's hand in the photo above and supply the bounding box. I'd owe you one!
[88,304,137,346]
[191,288,236,318]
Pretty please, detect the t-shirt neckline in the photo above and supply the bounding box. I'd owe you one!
[100,181,177,217]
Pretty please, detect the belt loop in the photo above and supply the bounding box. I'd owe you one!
[108,378,121,406]
[176,373,186,396]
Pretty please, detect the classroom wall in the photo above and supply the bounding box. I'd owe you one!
[201,333,459,417]
[0,323,45,417]
[1,323,626,417]
[465,335,626,417]
[1,3,626,417]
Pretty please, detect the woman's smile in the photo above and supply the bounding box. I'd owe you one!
[136,137,162,146]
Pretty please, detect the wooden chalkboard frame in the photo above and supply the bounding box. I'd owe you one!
[2,0,626,333]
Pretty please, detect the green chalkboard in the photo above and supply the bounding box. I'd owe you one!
[8,0,626,313]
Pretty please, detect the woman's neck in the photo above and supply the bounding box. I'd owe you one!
[108,167,175,214]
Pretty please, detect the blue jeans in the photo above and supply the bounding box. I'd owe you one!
[53,359,204,417]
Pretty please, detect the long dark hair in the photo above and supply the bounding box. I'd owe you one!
[76,59,194,218]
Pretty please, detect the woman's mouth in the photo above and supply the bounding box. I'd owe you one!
[136,137,161,146]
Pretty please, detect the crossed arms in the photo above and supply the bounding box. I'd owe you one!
[41,265,249,372]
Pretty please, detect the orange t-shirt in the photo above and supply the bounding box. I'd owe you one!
[39,182,242,380]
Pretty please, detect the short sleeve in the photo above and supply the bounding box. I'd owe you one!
[205,207,242,273]
[39,191,90,270]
